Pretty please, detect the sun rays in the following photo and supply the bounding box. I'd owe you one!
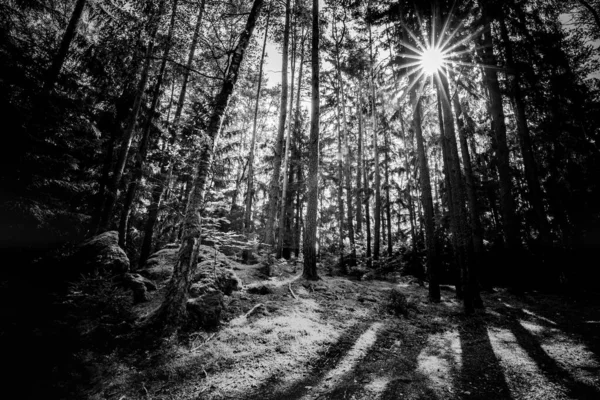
[395,5,490,104]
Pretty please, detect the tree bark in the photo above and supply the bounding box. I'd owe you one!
[145,0,264,332]
[266,0,291,249]
[303,0,319,280]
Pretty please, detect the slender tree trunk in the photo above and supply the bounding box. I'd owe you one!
[278,2,298,259]
[139,1,205,263]
[145,0,264,332]
[356,83,363,236]
[43,0,87,93]
[303,0,319,280]
[97,41,155,233]
[363,107,372,266]
[411,88,440,302]
[368,22,381,262]
[266,0,291,249]
[243,7,271,262]
[498,16,551,247]
[399,116,417,252]
[119,0,179,248]
[384,128,393,256]
[287,22,306,259]
[451,82,484,255]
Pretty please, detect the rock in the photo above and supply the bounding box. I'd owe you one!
[119,273,157,303]
[193,268,242,295]
[189,282,218,298]
[72,231,129,275]
[187,292,225,329]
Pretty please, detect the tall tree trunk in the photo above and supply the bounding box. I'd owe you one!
[451,82,484,255]
[266,0,291,249]
[303,0,319,280]
[119,0,179,248]
[286,21,306,259]
[363,107,372,266]
[139,1,205,263]
[411,88,440,303]
[437,71,478,313]
[368,22,381,262]
[278,2,298,259]
[145,0,264,332]
[477,16,521,253]
[384,127,393,256]
[243,6,271,262]
[356,83,363,236]
[498,15,551,247]
[43,0,87,93]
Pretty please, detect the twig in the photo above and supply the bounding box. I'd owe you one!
[190,333,217,352]
[288,282,298,300]
[244,303,264,318]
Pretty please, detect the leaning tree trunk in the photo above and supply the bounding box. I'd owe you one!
[118,0,179,248]
[145,0,264,332]
[303,0,319,280]
[266,0,291,249]
[43,0,87,93]
[139,0,205,264]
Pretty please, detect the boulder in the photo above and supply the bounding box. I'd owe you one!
[117,273,157,303]
[186,291,225,329]
[72,231,129,275]
[193,268,242,295]
[189,282,218,298]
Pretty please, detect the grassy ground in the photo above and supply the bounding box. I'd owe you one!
[19,245,600,400]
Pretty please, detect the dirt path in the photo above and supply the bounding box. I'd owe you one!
[92,255,600,400]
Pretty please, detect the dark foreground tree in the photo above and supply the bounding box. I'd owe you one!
[303,0,320,280]
[144,0,265,333]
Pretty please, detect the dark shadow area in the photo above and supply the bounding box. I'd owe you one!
[456,314,513,400]
[498,307,600,399]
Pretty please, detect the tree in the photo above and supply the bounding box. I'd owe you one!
[146,0,265,331]
[303,0,320,280]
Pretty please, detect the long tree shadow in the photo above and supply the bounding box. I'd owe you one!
[455,314,513,400]
[515,291,600,361]
[498,306,600,399]
[237,320,376,400]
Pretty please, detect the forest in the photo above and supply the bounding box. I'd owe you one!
[1,0,600,399]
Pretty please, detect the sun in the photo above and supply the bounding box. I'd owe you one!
[420,47,446,75]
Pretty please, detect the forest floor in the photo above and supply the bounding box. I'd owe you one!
[69,247,600,399]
